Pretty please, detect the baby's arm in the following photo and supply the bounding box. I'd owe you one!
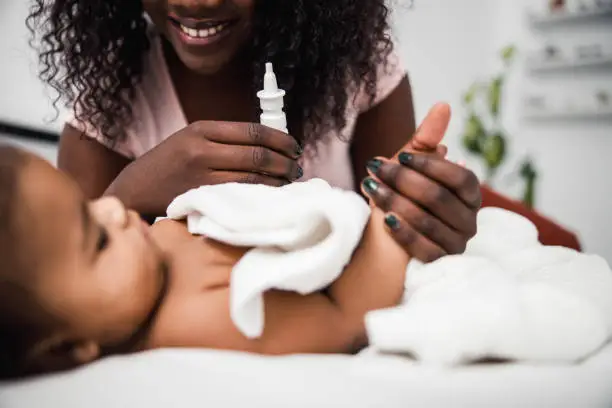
[327,207,410,331]
[155,208,409,354]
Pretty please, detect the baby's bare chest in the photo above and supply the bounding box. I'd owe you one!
[152,219,248,289]
[145,224,248,348]
[169,236,246,290]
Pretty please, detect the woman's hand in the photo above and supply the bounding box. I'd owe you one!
[106,121,302,217]
[362,154,480,262]
[361,103,481,262]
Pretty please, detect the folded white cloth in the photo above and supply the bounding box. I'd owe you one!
[365,207,612,365]
[166,178,371,338]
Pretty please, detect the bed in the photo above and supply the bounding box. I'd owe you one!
[0,185,603,407]
[2,342,612,408]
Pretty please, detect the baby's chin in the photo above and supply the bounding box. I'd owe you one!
[146,232,167,270]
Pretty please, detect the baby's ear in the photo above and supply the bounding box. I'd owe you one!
[26,335,101,373]
[70,340,101,364]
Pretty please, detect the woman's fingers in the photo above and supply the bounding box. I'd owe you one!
[382,213,448,263]
[210,170,289,187]
[191,121,302,160]
[436,144,448,158]
[210,143,302,181]
[374,153,481,209]
[366,158,476,235]
[361,177,467,258]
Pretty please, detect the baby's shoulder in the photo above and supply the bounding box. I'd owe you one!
[152,218,248,267]
[151,218,191,243]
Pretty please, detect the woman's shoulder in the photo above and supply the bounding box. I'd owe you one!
[354,45,407,113]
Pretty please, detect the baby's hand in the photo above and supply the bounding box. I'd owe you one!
[392,103,451,160]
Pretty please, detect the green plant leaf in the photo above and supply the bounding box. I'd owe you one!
[501,45,516,65]
[519,158,537,209]
[482,132,506,170]
[461,114,486,154]
[519,158,537,179]
[488,76,503,117]
[463,83,481,106]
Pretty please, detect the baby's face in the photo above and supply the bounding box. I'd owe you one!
[18,154,167,359]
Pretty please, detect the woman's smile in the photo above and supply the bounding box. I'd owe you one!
[168,13,240,48]
[144,1,254,74]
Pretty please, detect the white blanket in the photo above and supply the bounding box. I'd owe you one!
[167,179,612,365]
[167,178,371,338]
[3,345,612,408]
[366,207,612,365]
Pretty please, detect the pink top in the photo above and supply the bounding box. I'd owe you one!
[69,32,406,191]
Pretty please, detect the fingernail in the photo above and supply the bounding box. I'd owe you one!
[296,166,304,179]
[385,214,400,231]
[295,144,303,156]
[362,178,379,194]
[366,158,382,174]
[398,152,413,166]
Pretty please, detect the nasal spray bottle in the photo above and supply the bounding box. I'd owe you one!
[257,62,288,133]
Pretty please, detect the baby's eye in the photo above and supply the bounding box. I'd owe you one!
[96,227,109,252]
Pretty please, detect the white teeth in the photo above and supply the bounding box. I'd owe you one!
[180,23,227,39]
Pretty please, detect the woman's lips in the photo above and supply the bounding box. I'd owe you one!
[168,15,239,47]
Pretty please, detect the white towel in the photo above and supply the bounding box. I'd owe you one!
[365,207,612,365]
[166,178,371,339]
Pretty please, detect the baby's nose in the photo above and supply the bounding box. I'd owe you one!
[91,196,128,227]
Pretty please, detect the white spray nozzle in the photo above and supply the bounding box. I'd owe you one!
[263,63,279,93]
[257,62,287,133]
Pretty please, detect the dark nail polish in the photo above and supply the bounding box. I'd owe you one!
[366,158,382,174]
[362,178,379,194]
[398,152,413,166]
[295,144,303,156]
[296,166,304,179]
[385,214,400,230]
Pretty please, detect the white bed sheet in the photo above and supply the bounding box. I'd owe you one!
[2,343,612,408]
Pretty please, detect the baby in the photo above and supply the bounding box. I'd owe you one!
[0,145,410,380]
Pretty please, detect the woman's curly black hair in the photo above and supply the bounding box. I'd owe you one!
[27,0,394,148]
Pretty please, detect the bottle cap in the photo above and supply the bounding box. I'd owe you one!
[257,62,287,133]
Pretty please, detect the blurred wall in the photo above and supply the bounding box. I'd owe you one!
[394,0,612,261]
[0,0,67,132]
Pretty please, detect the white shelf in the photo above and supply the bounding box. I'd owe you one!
[527,55,612,72]
[523,108,612,120]
[528,6,612,26]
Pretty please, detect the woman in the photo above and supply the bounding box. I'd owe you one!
[28,0,480,262]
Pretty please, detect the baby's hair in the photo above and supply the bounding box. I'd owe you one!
[0,146,54,380]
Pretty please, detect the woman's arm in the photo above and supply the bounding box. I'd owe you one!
[351,75,416,192]
[58,124,131,199]
[61,120,301,218]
